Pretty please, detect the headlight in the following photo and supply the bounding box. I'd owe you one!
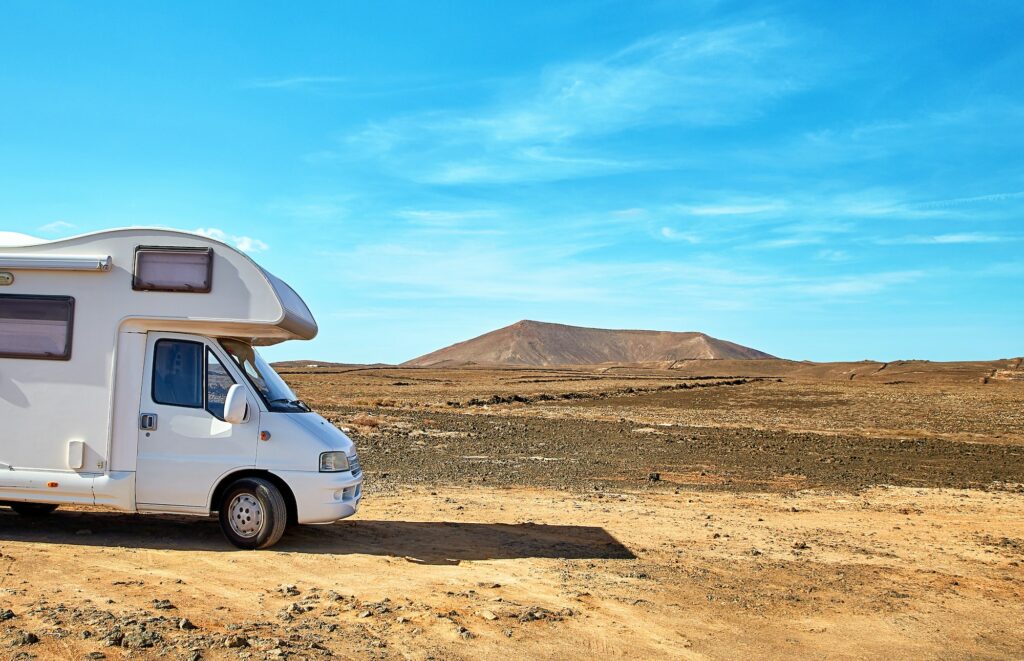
[319,451,350,472]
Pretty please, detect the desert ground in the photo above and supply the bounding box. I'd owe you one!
[2,358,1023,659]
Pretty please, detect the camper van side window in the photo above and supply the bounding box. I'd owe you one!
[0,295,74,360]
[205,349,236,420]
[133,246,213,293]
[152,340,204,408]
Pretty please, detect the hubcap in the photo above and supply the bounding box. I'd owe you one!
[228,493,264,538]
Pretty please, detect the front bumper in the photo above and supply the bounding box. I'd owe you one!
[273,468,364,524]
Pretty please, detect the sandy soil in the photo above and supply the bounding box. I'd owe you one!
[2,486,1023,660]
[2,362,1022,659]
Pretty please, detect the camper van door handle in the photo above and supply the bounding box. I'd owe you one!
[140,413,158,431]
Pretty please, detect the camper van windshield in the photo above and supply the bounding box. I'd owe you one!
[219,339,311,413]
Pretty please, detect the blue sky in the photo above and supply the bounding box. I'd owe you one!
[2,1,1022,363]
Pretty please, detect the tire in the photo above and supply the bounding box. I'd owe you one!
[10,503,59,517]
[218,478,288,550]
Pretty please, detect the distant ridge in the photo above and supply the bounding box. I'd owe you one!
[403,320,776,367]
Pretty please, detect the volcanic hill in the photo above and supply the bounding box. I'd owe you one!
[403,320,775,367]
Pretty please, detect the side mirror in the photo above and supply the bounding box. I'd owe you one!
[223,384,248,425]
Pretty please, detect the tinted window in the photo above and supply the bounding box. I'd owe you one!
[133,247,212,293]
[0,295,74,360]
[206,349,235,419]
[152,340,203,407]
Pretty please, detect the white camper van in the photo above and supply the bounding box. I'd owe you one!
[0,228,362,549]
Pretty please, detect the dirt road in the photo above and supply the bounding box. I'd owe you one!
[2,486,1023,659]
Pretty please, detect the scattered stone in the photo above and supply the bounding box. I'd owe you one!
[178,618,198,631]
[278,585,300,597]
[648,472,661,482]
[0,609,15,621]
[224,635,249,649]
[478,610,498,621]
[750,548,763,556]
[122,629,161,649]
[103,630,124,647]
[12,631,39,646]
[152,599,176,610]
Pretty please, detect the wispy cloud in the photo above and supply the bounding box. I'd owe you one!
[245,75,350,90]
[322,234,928,308]
[193,227,269,253]
[914,191,1024,209]
[268,198,347,222]
[756,236,825,249]
[672,202,786,216]
[791,271,925,296]
[814,249,849,262]
[330,21,806,184]
[396,209,499,225]
[927,233,1006,244]
[659,226,700,243]
[880,232,1008,245]
[38,220,76,234]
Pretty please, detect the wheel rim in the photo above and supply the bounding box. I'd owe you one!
[228,493,264,538]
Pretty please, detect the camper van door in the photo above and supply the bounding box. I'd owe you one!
[136,332,258,509]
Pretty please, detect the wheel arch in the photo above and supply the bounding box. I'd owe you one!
[209,469,298,526]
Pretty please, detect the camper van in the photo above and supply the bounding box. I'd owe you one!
[0,228,362,549]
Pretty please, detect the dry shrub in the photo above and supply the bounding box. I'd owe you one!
[351,414,381,428]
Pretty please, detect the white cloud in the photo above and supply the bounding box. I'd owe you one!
[38,220,76,234]
[928,233,1004,244]
[335,21,805,184]
[245,75,350,90]
[792,271,924,296]
[674,202,786,216]
[269,199,347,221]
[193,227,269,253]
[420,150,646,185]
[756,236,824,249]
[320,233,929,309]
[879,232,1007,245]
[232,235,270,252]
[915,191,1024,209]
[814,249,849,262]
[659,227,700,243]
[396,209,499,225]
[472,22,798,141]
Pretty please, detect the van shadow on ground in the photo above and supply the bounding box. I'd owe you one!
[0,510,634,565]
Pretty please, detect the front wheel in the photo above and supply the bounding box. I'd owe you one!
[218,478,288,550]
[10,503,59,517]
